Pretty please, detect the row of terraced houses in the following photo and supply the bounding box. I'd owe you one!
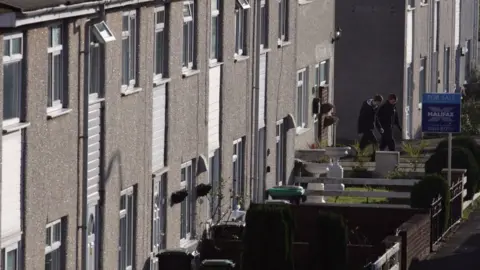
[0,0,477,269]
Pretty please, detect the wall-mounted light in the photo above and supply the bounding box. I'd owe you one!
[331,27,342,44]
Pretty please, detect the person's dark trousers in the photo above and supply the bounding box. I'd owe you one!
[359,130,377,161]
[380,128,395,151]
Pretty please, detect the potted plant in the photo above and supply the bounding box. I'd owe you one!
[349,141,373,178]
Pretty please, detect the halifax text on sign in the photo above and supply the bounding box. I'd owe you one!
[421,93,462,133]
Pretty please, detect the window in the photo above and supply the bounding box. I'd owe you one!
[296,68,308,130]
[1,243,20,270]
[3,34,23,126]
[408,0,415,8]
[47,25,65,112]
[276,120,286,186]
[45,219,64,270]
[210,0,220,63]
[433,1,439,52]
[92,21,116,43]
[152,174,167,253]
[121,11,137,91]
[209,149,221,221]
[119,187,135,270]
[183,1,195,70]
[89,27,103,98]
[154,6,167,84]
[232,138,245,208]
[260,0,268,50]
[180,161,195,245]
[419,57,427,103]
[278,0,289,45]
[235,0,249,57]
[315,60,329,87]
[444,47,450,92]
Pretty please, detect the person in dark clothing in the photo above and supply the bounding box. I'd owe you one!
[357,94,384,151]
[377,93,402,151]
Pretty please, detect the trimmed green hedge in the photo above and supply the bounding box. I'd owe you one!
[410,174,450,229]
[436,136,480,167]
[310,211,348,270]
[243,204,295,270]
[425,147,479,199]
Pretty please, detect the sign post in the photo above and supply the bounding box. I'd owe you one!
[422,93,462,186]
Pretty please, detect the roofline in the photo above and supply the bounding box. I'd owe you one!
[0,0,171,28]
[0,3,21,12]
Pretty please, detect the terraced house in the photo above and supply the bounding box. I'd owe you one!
[0,0,336,269]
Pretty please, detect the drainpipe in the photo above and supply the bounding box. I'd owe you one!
[252,0,261,202]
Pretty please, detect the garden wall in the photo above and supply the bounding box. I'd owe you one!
[397,213,431,270]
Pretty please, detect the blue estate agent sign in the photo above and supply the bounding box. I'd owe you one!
[422,93,462,133]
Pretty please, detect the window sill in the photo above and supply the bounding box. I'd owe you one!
[152,166,169,177]
[234,55,249,63]
[261,48,272,54]
[89,97,105,105]
[418,103,422,110]
[420,2,428,6]
[121,87,143,97]
[209,62,224,68]
[407,6,416,11]
[182,69,200,78]
[154,78,171,86]
[3,122,30,134]
[180,239,198,252]
[296,127,310,136]
[298,0,314,5]
[47,108,73,120]
[278,41,292,48]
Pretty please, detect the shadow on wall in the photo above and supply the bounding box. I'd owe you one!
[104,150,123,186]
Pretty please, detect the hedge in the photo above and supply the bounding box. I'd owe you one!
[410,174,450,229]
[243,204,295,270]
[436,136,480,167]
[425,147,479,199]
[310,211,348,270]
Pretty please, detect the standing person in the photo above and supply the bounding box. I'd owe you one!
[377,93,402,151]
[357,94,384,152]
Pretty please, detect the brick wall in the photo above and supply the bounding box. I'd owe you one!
[397,213,431,270]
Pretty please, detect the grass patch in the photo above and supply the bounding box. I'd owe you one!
[326,187,388,204]
[462,196,480,220]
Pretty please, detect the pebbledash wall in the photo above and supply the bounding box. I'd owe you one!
[0,0,338,268]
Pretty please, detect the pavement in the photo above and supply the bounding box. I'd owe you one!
[410,209,480,270]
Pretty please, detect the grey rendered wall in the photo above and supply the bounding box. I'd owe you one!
[435,0,455,93]
[160,1,209,249]
[101,7,155,268]
[460,0,478,73]
[410,0,433,137]
[0,34,3,270]
[21,24,80,269]
[295,0,335,149]
[334,0,405,142]
[264,0,297,188]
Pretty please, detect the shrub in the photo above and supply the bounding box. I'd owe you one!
[309,211,348,270]
[410,174,450,229]
[243,204,295,270]
[425,147,479,199]
[436,136,480,167]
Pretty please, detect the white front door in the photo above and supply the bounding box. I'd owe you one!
[86,204,98,270]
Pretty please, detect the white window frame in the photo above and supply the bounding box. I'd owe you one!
[232,138,245,209]
[3,33,23,127]
[278,0,289,45]
[180,161,195,247]
[234,1,249,57]
[2,242,20,270]
[276,119,285,186]
[89,27,102,100]
[296,68,308,131]
[119,187,134,270]
[45,219,62,269]
[154,6,166,84]
[152,174,167,253]
[444,47,450,92]
[419,57,427,108]
[121,10,137,92]
[47,25,64,113]
[92,21,116,44]
[182,1,195,71]
[208,149,221,221]
[210,0,220,64]
[260,0,268,50]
